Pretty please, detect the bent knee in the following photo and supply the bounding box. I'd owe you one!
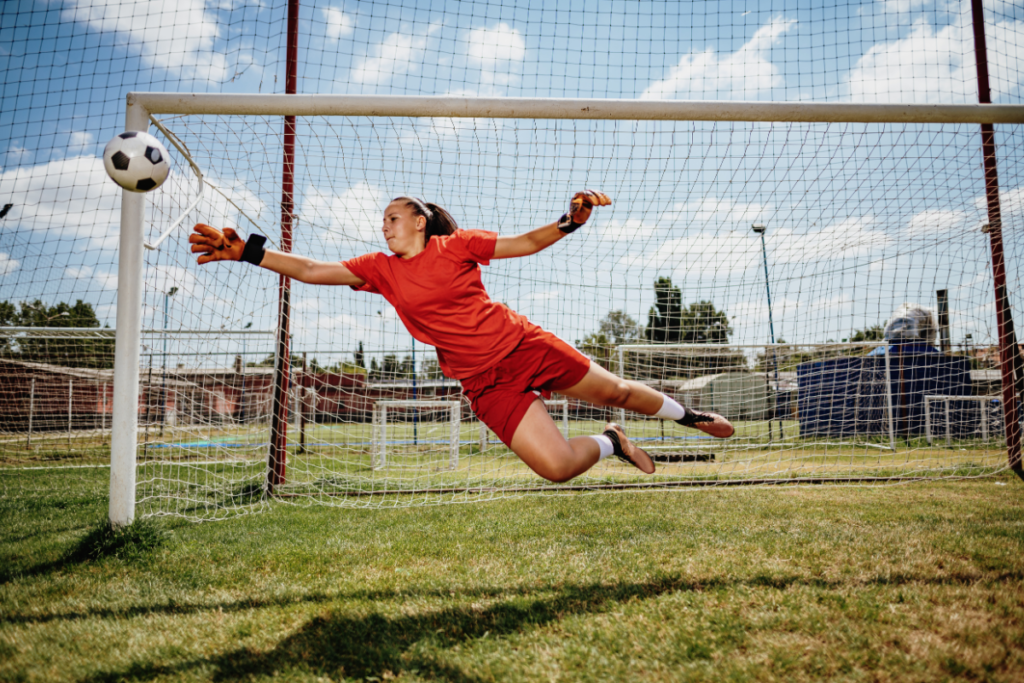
[539,463,578,484]
[529,450,579,483]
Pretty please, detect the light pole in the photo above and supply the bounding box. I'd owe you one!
[411,337,418,445]
[161,286,178,435]
[239,321,252,424]
[752,224,783,439]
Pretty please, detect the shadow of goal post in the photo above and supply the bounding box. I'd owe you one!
[372,400,461,471]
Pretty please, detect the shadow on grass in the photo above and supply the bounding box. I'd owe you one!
[78,576,689,683]
[60,569,1024,683]
[6,567,1022,628]
[0,518,167,585]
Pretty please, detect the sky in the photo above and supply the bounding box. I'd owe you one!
[1,0,1023,370]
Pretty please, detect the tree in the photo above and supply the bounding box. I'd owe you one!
[680,300,732,344]
[645,277,683,343]
[354,341,365,369]
[1,299,115,368]
[850,324,885,342]
[644,278,731,345]
[419,357,446,380]
[382,354,400,380]
[578,332,612,369]
[599,310,642,344]
[249,352,303,370]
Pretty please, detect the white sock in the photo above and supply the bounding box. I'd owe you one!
[589,434,615,460]
[654,394,686,421]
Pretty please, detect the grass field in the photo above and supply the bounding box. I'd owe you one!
[2,466,1023,682]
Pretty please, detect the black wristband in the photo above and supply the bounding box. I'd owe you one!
[240,234,267,265]
[557,213,582,234]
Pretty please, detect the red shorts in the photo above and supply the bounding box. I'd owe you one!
[461,325,591,447]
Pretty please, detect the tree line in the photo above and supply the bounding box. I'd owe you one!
[0,299,114,369]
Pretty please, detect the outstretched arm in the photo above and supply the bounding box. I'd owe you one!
[189,224,366,287]
[492,190,611,260]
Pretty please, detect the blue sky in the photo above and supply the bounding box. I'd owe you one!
[1,0,1022,367]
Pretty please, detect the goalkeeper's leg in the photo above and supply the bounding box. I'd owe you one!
[509,399,654,482]
[560,363,735,439]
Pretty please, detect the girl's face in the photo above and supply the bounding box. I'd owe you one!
[381,200,426,258]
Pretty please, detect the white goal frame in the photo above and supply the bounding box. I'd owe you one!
[371,400,461,471]
[109,93,1024,525]
[924,395,1003,446]
[478,399,569,449]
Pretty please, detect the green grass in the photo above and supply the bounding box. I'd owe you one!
[2,467,1024,681]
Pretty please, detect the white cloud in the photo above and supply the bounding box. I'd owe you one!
[3,144,30,167]
[635,216,890,278]
[0,155,121,243]
[659,198,768,227]
[68,131,95,154]
[987,186,1024,215]
[905,209,971,238]
[60,0,229,82]
[198,175,268,230]
[65,265,118,290]
[350,23,442,85]
[771,217,891,263]
[845,16,1024,103]
[322,7,354,41]
[598,218,657,242]
[729,296,801,325]
[845,20,972,103]
[642,17,795,100]
[145,265,199,300]
[302,180,385,246]
[466,23,526,88]
[877,0,932,12]
[0,253,20,277]
[0,152,264,257]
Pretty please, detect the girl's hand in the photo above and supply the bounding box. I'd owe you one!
[557,190,612,233]
[190,224,246,264]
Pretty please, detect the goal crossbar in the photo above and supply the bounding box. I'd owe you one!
[127,93,1024,124]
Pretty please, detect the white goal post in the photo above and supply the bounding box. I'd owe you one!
[478,399,569,449]
[371,400,461,472]
[924,395,1003,446]
[108,93,1024,525]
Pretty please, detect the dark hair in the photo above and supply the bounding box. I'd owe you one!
[393,197,459,244]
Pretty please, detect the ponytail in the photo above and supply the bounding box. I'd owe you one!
[394,197,459,244]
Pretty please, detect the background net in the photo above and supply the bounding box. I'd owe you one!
[1,0,1022,518]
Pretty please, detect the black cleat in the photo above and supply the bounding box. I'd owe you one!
[603,423,655,474]
[676,409,735,438]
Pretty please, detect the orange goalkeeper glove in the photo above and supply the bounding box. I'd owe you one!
[189,224,267,265]
[557,190,612,233]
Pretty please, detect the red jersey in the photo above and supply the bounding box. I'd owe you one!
[342,230,532,379]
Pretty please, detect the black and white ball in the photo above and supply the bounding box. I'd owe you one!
[102,131,170,193]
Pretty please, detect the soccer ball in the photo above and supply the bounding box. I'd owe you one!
[102,131,170,193]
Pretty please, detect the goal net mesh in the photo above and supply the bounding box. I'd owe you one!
[73,112,1020,518]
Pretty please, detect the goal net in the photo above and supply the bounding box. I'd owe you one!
[93,97,1024,519]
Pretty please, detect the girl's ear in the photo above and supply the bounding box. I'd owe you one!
[416,215,427,232]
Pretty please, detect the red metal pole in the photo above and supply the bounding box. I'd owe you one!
[269,0,299,491]
[971,0,1022,468]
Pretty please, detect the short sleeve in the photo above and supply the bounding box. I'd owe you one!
[342,252,384,293]
[441,229,497,265]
